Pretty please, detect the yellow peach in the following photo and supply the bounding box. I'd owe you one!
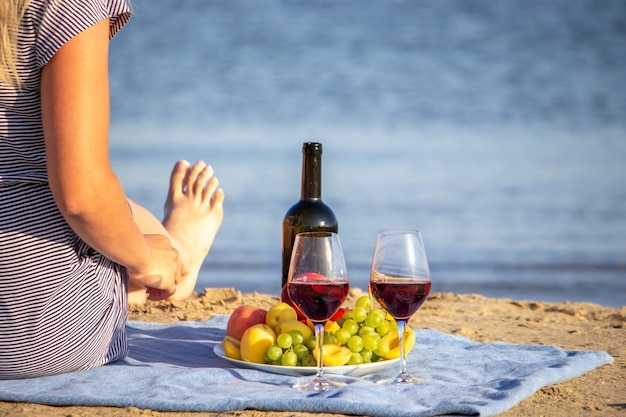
[324,320,340,334]
[222,335,242,360]
[313,343,352,366]
[266,302,298,331]
[275,319,313,341]
[378,326,415,360]
[240,324,276,363]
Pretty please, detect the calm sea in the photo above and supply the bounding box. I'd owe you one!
[108,0,626,307]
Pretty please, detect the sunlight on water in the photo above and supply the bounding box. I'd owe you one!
[109,0,626,306]
[111,123,626,307]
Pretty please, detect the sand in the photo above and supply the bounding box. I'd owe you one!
[1,288,624,417]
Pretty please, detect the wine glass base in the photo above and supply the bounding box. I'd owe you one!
[377,371,423,385]
[293,376,345,392]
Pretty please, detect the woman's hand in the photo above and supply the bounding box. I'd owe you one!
[127,234,181,301]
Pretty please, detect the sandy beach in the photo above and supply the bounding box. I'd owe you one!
[1,288,624,417]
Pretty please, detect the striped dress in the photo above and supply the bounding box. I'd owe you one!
[0,0,132,379]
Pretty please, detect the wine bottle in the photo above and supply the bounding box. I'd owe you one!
[281,142,338,302]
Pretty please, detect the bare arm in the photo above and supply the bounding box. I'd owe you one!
[41,19,178,298]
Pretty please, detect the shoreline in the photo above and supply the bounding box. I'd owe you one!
[1,288,624,417]
[196,268,626,309]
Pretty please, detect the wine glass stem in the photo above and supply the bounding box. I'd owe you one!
[397,319,408,375]
[314,323,325,380]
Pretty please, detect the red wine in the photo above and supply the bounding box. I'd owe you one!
[282,143,338,302]
[287,278,348,323]
[370,279,431,320]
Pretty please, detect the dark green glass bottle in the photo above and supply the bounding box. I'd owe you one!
[281,142,338,301]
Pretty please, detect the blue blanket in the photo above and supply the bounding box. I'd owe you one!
[0,316,612,417]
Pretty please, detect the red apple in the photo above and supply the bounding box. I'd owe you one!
[226,305,268,340]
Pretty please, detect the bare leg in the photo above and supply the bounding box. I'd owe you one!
[127,160,224,304]
[162,160,224,300]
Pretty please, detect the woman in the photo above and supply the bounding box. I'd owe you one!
[0,0,224,379]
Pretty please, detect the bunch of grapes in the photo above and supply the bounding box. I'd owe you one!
[264,328,316,367]
[264,295,399,367]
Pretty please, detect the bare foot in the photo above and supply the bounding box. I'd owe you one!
[162,160,225,300]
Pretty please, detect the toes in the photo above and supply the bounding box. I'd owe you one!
[202,176,222,202]
[195,165,215,196]
[171,160,222,203]
[187,161,209,195]
[211,187,225,207]
[169,160,190,196]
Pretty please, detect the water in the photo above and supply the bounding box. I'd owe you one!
[108,0,626,307]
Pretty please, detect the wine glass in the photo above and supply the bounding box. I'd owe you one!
[286,231,350,392]
[369,229,432,384]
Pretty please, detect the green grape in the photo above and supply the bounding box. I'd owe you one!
[288,330,304,346]
[360,350,373,363]
[334,328,351,345]
[342,319,359,336]
[282,351,298,367]
[362,333,380,352]
[364,309,385,328]
[323,332,337,345]
[276,333,293,349]
[301,353,317,367]
[375,320,391,337]
[348,352,363,365]
[374,342,390,357]
[342,311,354,320]
[292,344,308,361]
[352,306,368,323]
[347,335,364,352]
[305,336,317,351]
[266,345,283,362]
[358,325,376,336]
[355,295,371,309]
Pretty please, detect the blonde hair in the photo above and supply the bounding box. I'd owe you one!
[0,0,31,87]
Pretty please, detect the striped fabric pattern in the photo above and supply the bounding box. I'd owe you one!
[0,0,132,379]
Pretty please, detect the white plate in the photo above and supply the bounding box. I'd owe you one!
[213,344,399,378]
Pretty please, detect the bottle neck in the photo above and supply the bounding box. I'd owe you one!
[301,149,322,200]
